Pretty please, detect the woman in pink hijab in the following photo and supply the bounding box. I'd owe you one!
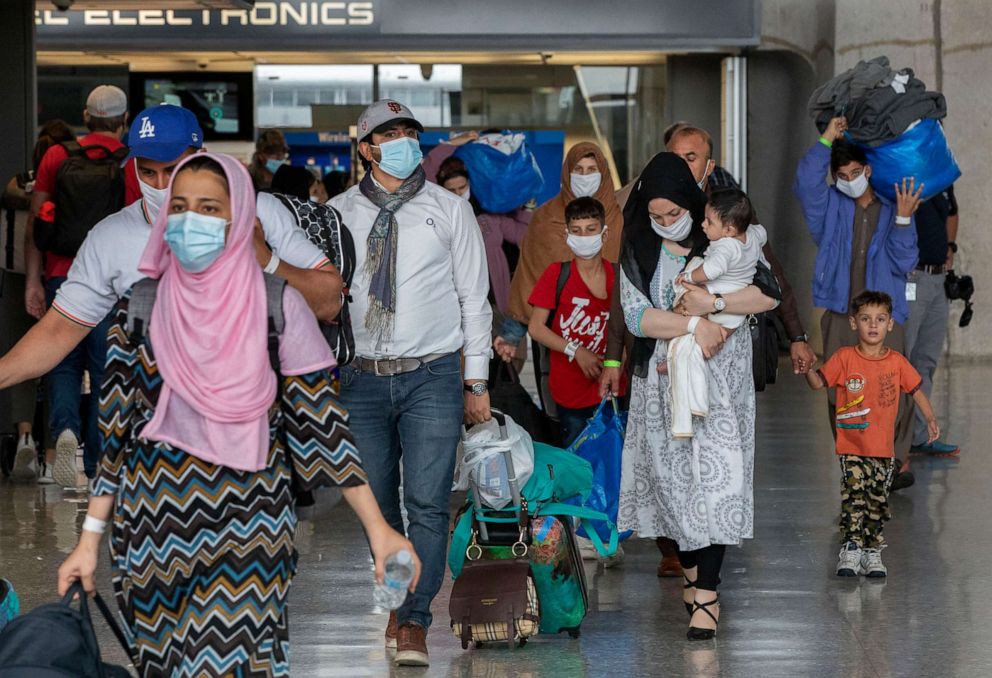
[57,153,418,677]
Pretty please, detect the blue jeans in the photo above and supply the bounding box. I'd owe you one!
[44,277,111,477]
[557,403,598,449]
[338,352,464,629]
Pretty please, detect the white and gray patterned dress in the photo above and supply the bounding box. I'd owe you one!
[617,245,755,551]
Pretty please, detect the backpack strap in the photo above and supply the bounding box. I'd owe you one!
[263,273,286,374]
[545,261,572,329]
[59,140,83,157]
[60,140,125,162]
[127,278,160,346]
[128,274,285,376]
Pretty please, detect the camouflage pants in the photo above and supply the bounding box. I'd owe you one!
[839,455,895,548]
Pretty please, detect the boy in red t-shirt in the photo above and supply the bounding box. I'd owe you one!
[805,290,939,578]
[528,197,625,447]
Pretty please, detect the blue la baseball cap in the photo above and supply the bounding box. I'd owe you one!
[125,104,203,162]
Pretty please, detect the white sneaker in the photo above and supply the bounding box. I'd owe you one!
[53,430,79,488]
[836,541,863,577]
[37,464,55,485]
[11,435,38,482]
[602,543,625,569]
[575,535,599,560]
[860,548,887,578]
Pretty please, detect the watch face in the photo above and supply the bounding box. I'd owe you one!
[714,297,726,311]
[470,383,487,396]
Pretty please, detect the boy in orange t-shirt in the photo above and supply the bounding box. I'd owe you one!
[806,290,939,578]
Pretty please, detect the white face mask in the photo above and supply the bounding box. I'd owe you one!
[570,171,601,198]
[650,209,693,241]
[139,179,168,221]
[835,172,870,199]
[566,227,606,260]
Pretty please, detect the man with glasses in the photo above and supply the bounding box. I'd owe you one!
[794,115,922,489]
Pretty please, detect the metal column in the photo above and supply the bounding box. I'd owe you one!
[721,56,747,191]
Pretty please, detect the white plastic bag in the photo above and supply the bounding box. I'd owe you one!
[454,414,535,509]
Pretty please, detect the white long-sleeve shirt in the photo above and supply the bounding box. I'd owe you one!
[329,181,493,380]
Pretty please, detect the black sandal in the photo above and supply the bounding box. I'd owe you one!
[687,596,719,641]
[682,575,696,616]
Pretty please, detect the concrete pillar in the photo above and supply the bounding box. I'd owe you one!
[0,0,35,185]
[0,0,35,429]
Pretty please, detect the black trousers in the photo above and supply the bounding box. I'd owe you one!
[676,545,726,591]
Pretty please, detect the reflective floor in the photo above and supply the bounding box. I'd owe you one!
[0,358,987,677]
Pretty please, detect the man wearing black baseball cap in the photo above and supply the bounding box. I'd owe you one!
[329,100,492,667]
[0,105,342,441]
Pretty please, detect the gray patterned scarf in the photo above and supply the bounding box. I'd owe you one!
[358,166,426,342]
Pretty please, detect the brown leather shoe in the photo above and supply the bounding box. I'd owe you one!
[395,622,429,667]
[384,611,398,650]
[657,554,683,578]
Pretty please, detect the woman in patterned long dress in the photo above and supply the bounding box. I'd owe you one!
[58,153,418,677]
[616,153,777,640]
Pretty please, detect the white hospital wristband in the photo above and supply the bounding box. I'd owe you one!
[263,253,281,274]
[82,516,107,535]
[895,215,912,226]
[687,316,702,335]
[563,341,579,361]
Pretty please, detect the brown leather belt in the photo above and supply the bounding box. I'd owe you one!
[353,352,451,376]
[916,264,946,274]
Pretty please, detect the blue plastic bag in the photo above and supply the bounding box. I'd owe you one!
[860,118,961,202]
[454,132,544,213]
[567,397,633,543]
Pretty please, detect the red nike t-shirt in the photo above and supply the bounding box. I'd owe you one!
[529,260,626,409]
[34,133,140,279]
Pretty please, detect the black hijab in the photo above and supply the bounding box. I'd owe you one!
[619,152,707,377]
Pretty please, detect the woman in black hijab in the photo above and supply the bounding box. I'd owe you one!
[615,153,776,641]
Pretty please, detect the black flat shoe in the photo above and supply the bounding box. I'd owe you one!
[682,574,696,616]
[687,596,719,641]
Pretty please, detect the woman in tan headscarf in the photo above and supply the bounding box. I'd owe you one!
[507,142,624,325]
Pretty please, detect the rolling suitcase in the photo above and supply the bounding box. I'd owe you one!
[450,411,540,649]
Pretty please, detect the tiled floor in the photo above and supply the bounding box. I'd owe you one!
[1,358,985,677]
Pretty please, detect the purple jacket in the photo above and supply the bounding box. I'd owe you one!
[793,142,918,324]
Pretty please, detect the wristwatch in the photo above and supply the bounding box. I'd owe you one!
[712,293,726,314]
[790,333,809,343]
[948,241,958,253]
[464,382,488,397]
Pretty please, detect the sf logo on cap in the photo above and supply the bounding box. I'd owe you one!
[138,117,156,139]
[387,101,403,113]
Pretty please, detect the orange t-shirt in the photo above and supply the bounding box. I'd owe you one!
[818,346,922,458]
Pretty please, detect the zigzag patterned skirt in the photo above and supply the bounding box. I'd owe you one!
[108,440,296,677]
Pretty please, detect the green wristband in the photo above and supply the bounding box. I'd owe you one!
[603,360,622,368]
[818,136,833,148]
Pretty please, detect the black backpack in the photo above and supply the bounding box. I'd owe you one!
[748,261,783,392]
[33,141,127,257]
[0,583,133,677]
[274,194,356,365]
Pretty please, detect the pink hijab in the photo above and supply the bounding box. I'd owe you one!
[136,152,317,472]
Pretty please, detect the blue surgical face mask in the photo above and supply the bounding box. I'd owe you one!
[164,211,228,273]
[372,137,423,180]
[265,158,287,175]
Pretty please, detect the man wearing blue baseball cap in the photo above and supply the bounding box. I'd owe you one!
[0,105,343,449]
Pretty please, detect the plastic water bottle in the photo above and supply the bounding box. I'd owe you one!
[373,549,415,610]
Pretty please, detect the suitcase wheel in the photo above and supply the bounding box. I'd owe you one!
[566,627,581,639]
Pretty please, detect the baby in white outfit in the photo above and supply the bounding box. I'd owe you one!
[666,189,768,438]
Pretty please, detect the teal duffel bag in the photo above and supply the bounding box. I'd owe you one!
[449,443,619,637]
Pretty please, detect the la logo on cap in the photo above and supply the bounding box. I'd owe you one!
[138,117,156,139]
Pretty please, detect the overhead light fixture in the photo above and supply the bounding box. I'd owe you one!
[51,0,74,10]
